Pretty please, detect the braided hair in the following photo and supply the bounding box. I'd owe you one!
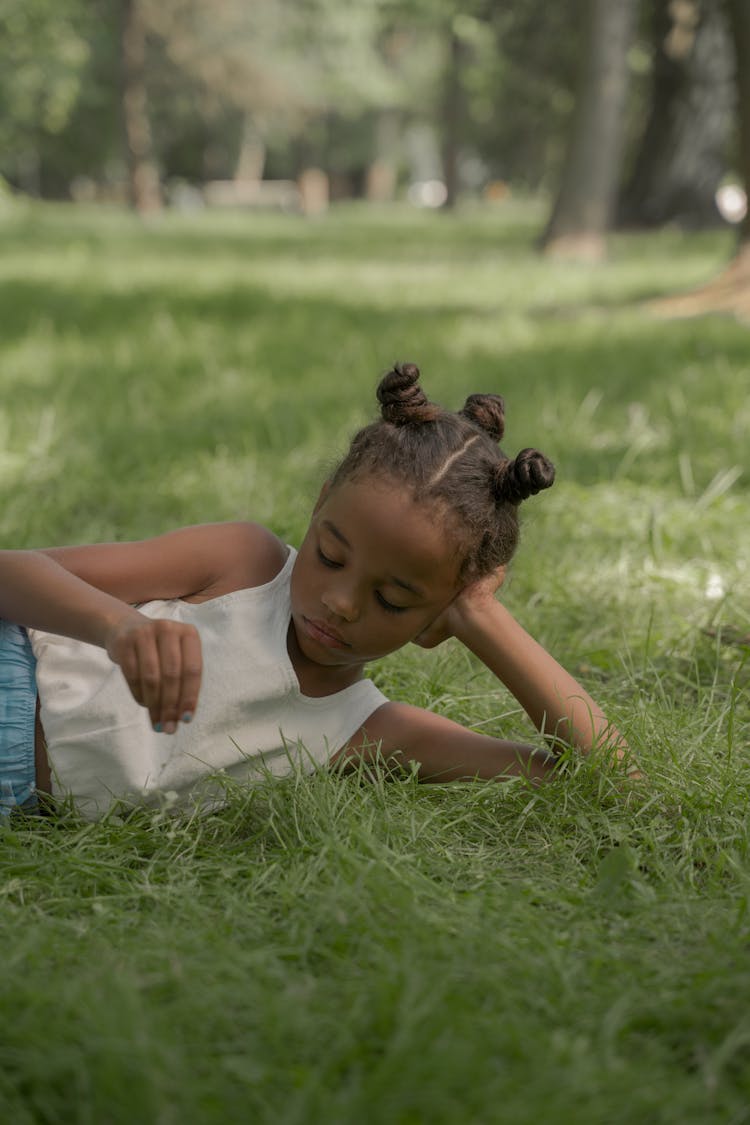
[329,362,555,582]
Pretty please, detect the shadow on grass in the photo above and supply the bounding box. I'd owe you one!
[1,271,748,503]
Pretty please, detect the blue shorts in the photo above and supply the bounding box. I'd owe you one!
[0,620,39,815]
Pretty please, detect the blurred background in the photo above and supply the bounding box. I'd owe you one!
[1,0,748,267]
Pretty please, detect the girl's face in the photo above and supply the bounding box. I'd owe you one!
[290,477,462,682]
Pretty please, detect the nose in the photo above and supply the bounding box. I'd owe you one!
[322,582,360,623]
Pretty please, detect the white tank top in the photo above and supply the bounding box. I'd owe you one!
[29,548,387,819]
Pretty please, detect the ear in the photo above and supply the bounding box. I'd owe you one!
[313,479,331,514]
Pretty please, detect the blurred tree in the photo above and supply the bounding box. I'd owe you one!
[617,0,733,229]
[144,0,398,187]
[441,18,464,208]
[728,0,750,262]
[15,0,741,225]
[438,7,499,208]
[540,0,639,260]
[121,0,162,212]
[145,0,304,181]
[0,0,91,193]
[651,0,750,317]
[377,1,504,208]
[478,0,581,191]
[41,12,122,198]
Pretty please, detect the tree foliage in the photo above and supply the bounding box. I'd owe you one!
[0,0,94,187]
[0,0,743,238]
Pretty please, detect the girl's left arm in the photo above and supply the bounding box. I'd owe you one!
[448,593,631,764]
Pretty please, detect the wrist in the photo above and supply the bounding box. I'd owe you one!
[101,605,145,652]
[451,594,508,647]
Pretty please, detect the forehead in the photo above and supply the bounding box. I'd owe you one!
[316,479,461,591]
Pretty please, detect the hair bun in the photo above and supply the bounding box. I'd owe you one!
[377,362,441,425]
[460,394,506,442]
[493,448,555,504]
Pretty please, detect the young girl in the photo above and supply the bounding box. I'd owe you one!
[0,364,632,820]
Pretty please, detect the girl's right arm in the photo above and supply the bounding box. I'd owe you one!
[335,569,636,784]
[0,522,285,731]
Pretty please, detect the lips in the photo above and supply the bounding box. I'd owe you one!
[302,616,350,650]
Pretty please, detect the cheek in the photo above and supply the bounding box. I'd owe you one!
[289,555,312,608]
[381,614,427,646]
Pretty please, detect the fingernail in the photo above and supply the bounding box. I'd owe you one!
[181,711,193,724]
[153,722,163,733]
[164,721,177,735]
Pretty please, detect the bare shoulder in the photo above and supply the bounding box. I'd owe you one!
[183,521,289,599]
[41,521,289,605]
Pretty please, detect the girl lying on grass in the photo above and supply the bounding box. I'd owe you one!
[0,363,634,820]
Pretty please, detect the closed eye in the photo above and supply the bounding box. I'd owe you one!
[317,546,342,569]
[376,591,408,614]
[317,544,408,612]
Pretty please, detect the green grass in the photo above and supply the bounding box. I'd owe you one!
[1,198,749,1124]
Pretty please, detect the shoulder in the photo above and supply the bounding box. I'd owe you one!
[185,522,289,599]
[42,521,290,605]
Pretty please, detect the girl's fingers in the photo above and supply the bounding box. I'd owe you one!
[119,646,145,707]
[111,619,202,732]
[155,625,184,731]
[177,629,202,724]
[135,630,163,726]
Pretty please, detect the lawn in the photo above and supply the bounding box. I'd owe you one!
[0,198,749,1124]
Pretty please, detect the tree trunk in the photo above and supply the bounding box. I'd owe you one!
[366,111,400,203]
[234,117,266,183]
[618,0,733,229]
[121,0,162,214]
[540,0,638,260]
[650,0,750,318]
[728,0,750,252]
[441,26,464,211]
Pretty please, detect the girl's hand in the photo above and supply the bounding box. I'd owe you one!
[414,565,506,650]
[105,615,202,733]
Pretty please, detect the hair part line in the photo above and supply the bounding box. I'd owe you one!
[427,435,481,489]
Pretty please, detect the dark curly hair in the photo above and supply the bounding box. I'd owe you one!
[329,362,555,583]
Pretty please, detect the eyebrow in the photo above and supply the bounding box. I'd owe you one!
[390,575,424,597]
[322,519,351,548]
[320,519,426,598]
